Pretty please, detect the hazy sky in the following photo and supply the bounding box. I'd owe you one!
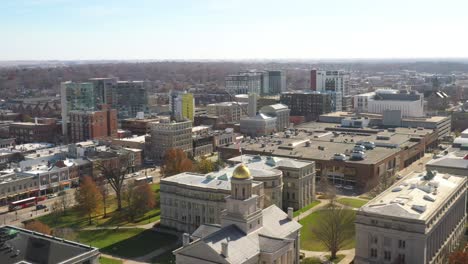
[1,0,468,60]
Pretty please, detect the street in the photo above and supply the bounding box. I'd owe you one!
[1,167,161,227]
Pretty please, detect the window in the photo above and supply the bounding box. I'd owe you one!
[398,240,406,249]
[398,254,405,263]
[384,251,391,261]
[371,236,378,244]
[384,237,391,247]
[370,248,377,258]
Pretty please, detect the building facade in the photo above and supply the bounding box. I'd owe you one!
[240,114,277,137]
[173,164,302,264]
[355,171,467,264]
[206,102,247,123]
[225,72,265,95]
[147,119,192,161]
[280,91,333,121]
[355,89,424,118]
[9,121,58,144]
[69,105,118,143]
[310,70,348,111]
[260,103,291,132]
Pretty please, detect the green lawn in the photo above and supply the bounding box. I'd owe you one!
[77,228,177,258]
[301,257,322,264]
[299,210,356,251]
[99,256,123,264]
[293,200,320,217]
[337,198,368,208]
[37,183,161,228]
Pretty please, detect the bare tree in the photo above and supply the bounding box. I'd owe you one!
[58,191,70,215]
[94,153,131,211]
[96,178,110,218]
[310,200,355,260]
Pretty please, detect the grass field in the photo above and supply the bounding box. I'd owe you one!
[293,200,320,217]
[99,256,123,264]
[337,198,368,208]
[325,254,345,263]
[299,210,356,251]
[37,183,161,228]
[77,228,177,258]
[150,250,176,264]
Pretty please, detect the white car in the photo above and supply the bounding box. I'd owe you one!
[333,153,347,161]
[47,193,57,199]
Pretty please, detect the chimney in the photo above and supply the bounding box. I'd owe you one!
[221,241,228,258]
[182,233,190,246]
[287,207,293,220]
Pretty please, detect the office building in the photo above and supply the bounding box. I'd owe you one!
[88,77,118,105]
[240,114,277,137]
[319,111,451,140]
[355,170,466,264]
[0,226,99,264]
[9,119,59,144]
[354,89,424,117]
[264,70,287,95]
[219,122,438,191]
[173,164,302,264]
[225,72,265,95]
[260,103,291,132]
[311,69,348,111]
[69,105,117,143]
[170,91,195,121]
[280,91,333,121]
[120,117,160,135]
[206,102,247,123]
[60,81,98,139]
[147,119,192,161]
[113,81,148,119]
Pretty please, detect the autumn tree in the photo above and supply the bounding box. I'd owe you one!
[161,148,193,177]
[196,157,215,174]
[310,200,355,260]
[448,245,468,264]
[94,152,131,210]
[53,228,77,241]
[124,182,156,221]
[75,176,102,225]
[24,220,52,235]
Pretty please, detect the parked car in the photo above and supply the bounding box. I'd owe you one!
[344,185,354,190]
[333,153,347,161]
[46,193,57,199]
[36,204,47,210]
[335,184,343,189]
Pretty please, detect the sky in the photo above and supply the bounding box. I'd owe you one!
[1,0,468,60]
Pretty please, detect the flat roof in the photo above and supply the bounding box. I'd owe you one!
[229,155,313,169]
[360,171,466,221]
[0,225,98,264]
[222,124,434,164]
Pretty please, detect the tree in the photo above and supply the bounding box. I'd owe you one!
[310,200,355,260]
[24,220,52,235]
[124,182,156,222]
[53,228,77,241]
[58,191,70,215]
[196,157,215,174]
[448,247,468,264]
[161,148,193,177]
[94,153,131,211]
[97,178,110,218]
[75,176,102,225]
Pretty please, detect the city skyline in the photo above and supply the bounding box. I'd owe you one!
[2,0,468,60]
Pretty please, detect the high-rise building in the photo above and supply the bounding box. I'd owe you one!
[265,70,287,95]
[69,105,117,143]
[61,81,98,140]
[88,77,118,106]
[225,72,264,95]
[248,93,258,117]
[355,170,466,264]
[113,81,148,119]
[310,69,348,111]
[280,90,333,121]
[147,119,192,161]
[170,91,195,121]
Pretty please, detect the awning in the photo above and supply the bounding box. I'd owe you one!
[60,181,71,186]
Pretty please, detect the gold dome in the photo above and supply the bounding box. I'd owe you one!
[232,164,251,180]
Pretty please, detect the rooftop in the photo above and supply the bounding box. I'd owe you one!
[360,171,466,221]
[0,225,98,264]
[229,155,312,170]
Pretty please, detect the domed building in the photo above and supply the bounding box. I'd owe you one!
[174,161,302,264]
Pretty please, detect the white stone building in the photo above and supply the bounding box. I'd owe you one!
[260,104,291,132]
[354,89,424,117]
[147,119,192,161]
[207,102,247,123]
[355,170,467,264]
[240,114,277,137]
[173,164,302,264]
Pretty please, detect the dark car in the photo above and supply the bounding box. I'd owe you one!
[36,204,47,210]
